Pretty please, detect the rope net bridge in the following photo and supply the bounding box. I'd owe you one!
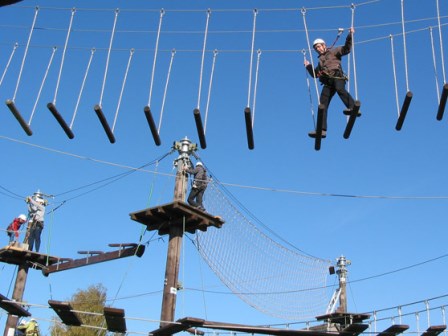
[194,180,332,321]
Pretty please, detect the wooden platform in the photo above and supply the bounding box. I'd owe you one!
[130,201,225,235]
[316,312,371,327]
[0,244,61,270]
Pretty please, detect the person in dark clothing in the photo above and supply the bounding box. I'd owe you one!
[304,27,358,138]
[185,161,208,211]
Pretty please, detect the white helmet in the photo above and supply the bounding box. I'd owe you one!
[196,162,203,166]
[313,38,326,47]
[18,214,27,221]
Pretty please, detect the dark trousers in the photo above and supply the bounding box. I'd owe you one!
[28,222,43,252]
[319,78,355,130]
[187,187,205,208]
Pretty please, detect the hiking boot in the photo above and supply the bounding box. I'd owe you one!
[308,130,327,138]
[343,108,362,117]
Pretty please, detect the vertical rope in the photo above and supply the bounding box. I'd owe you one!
[425,300,431,327]
[30,47,57,124]
[53,7,76,105]
[148,9,165,107]
[251,49,261,128]
[401,0,410,91]
[12,6,39,102]
[71,48,95,129]
[158,49,176,134]
[302,50,316,126]
[0,43,18,87]
[99,8,119,107]
[350,4,359,100]
[112,48,134,132]
[246,9,258,108]
[416,312,420,335]
[197,9,211,109]
[436,0,446,83]
[390,35,400,117]
[204,49,218,134]
[429,27,441,101]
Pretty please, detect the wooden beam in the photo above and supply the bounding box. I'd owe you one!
[339,324,369,336]
[43,244,145,276]
[377,324,409,336]
[104,307,126,333]
[0,293,30,317]
[421,325,446,336]
[48,300,82,326]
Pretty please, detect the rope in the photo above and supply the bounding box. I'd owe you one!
[99,8,119,107]
[400,0,410,91]
[12,6,39,102]
[71,48,95,129]
[429,27,441,101]
[0,42,18,88]
[52,7,75,105]
[157,49,176,134]
[390,35,400,117]
[436,0,446,83]
[30,47,57,125]
[302,49,316,126]
[350,4,359,100]
[204,49,218,134]
[147,9,165,107]
[112,48,134,132]
[196,9,211,109]
[246,8,258,108]
[251,49,261,127]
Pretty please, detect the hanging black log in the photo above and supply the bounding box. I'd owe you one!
[244,107,254,150]
[343,100,361,139]
[395,91,413,131]
[94,104,115,144]
[47,103,74,139]
[314,104,325,151]
[143,106,161,146]
[436,83,448,121]
[193,108,206,149]
[5,99,32,136]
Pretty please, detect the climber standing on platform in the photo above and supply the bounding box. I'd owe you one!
[25,191,47,252]
[184,161,208,211]
[6,214,27,243]
[304,27,359,138]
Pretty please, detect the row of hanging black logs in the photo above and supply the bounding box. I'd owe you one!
[4,83,448,151]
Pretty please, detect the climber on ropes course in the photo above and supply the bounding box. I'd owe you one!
[304,27,360,139]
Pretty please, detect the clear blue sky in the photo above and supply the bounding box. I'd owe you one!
[0,0,448,335]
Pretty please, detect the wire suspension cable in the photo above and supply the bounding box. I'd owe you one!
[429,27,441,101]
[52,7,75,105]
[350,4,359,100]
[12,6,39,102]
[0,43,18,88]
[246,8,258,108]
[158,49,176,134]
[99,8,119,107]
[401,0,410,91]
[71,48,95,129]
[390,35,400,117]
[302,49,316,126]
[251,49,261,128]
[112,48,134,132]
[147,8,165,107]
[30,47,57,124]
[197,8,211,109]
[204,49,218,134]
[436,0,446,83]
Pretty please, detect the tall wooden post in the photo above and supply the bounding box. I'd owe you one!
[336,255,350,313]
[3,264,29,336]
[160,137,196,327]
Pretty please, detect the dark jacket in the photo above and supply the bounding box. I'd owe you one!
[306,33,352,81]
[186,165,208,190]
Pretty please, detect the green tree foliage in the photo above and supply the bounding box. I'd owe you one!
[50,284,111,336]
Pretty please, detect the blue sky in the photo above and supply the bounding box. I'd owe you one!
[0,0,448,334]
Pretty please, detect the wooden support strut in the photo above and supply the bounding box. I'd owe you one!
[144,106,161,146]
[193,108,207,149]
[244,107,254,150]
[314,104,325,151]
[47,102,74,139]
[396,91,413,131]
[94,104,115,143]
[5,99,32,136]
[343,100,361,139]
[436,83,448,121]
